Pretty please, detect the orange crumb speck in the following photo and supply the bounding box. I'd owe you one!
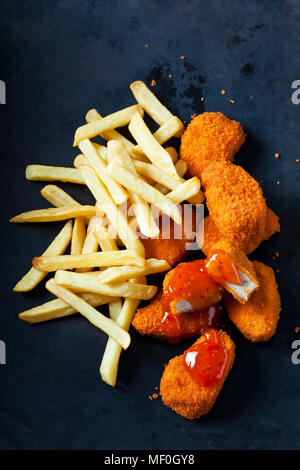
[155,386,159,391]
[275,153,280,158]
[230,99,235,104]
[277,181,280,185]
[201,97,205,102]
[276,268,280,273]
[296,159,300,163]
[221,90,226,95]
[151,80,157,87]
[275,252,279,257]
[149,395,153,400]
[152,393,159,400]
[180,56,185,60]
[145,44,149,48]
[295,326,300,333]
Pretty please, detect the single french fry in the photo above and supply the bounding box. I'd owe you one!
[93,225,118,252]
[73,154,90,168]
[132,116,185,157]
[19,292,112,323]
[175,159,187,177]
[71,217,86,255]
[54,270,157,299]
[98,258,170,284]
[108,140,159,237]
[10,205,98,223]
[80,165,145,256]
[130,80,173,126]
[78,139,128,205]
[166,176,201,204]
[76,216,100,273]
[73,104,143,146]
[108,298,123,322]
[129,112,179,180]
[33,250,145,272]
[13,220,72,292]
[106,161,181,225]
[26,165,85,184]
[46,279,130,349]
[41,185,81,207]
[100,277,146,386]
[86,108,136,154]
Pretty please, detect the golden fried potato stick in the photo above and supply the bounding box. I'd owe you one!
[130,81,173,126]
[71,217,86,256]
[54,270,157,299]
[13,220,72,292]
[78,139,128,205]
[76,215,100,273]
[98,258,170,284]
[19,292,112,323]
[80,165,145,256]
[41,185,81,208]
[129,112,180,179]
[46,279,130,349]
[73,104,143,146]
[33,249,145,272]
[26,165,85,184]
[10,205,99,223]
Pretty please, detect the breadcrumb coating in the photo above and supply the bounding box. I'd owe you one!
[160,330,235,419]
[141,206,196,267]
[201,162,267,252]
[199,208,280,256]
[132,293,221,340]
[224,261,281,342]
[180,112,246,177]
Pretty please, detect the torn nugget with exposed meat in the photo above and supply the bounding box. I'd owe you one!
[199,208,280,256]
[205,239,259,304]
[132,292,224,343]
[180,112,246,177]
[162,259,223,315]
[160,329,235,420]
[224,261,281,342]
[201,162,268,253]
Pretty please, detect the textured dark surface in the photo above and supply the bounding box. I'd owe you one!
[0,0,300,450]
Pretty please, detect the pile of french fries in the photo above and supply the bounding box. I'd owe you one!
[11,81,204,386]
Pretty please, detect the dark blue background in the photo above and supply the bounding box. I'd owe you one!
[0,0,299,450]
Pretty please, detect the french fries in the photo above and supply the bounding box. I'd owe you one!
[54,270,157,299]
[166,176,201,204]
[129,112,180,180]
[13,220,72,292]
[46,279,130,349]
[41,185,81,208]
[10,205,99,223]
[78,139,128,205]
[76,216,100,272]
[73,104,143,146]
[26,165,85,184]
[71,217,86,255]
[33,250,146,272]
[80,165,145,256]
[130,80,173,126]
[19,292,112,323]
[98,259,170,284]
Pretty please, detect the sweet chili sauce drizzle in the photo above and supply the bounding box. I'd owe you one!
[184,329,228,387]
[205,249,241,286]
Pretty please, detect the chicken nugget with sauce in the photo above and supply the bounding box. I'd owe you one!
[132,292,224,342]
[201,162,268,252]
[180,112,246,177]
[160,329,235,420]
[205,239,259,304]
[141,206,197,267]
[224,261,281,342]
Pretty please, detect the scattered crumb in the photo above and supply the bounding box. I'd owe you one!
[277,181,280,185]
[191,113,196,119]
[229,99,235,104]
[296,159,300,163]
[152,393,159,400]
[180,56,185,60]
[151,80,157,87]
[145,44,149,48]
[148,395,153,401]
[275,252,279,258]
[155,386,159,391]
[275,153,280,159]
[168,74,172,78]
[276,268,280,273]
[221,90,226,95]
[201,97,205,102]
[295,326,300,333]
[250,96,254,99]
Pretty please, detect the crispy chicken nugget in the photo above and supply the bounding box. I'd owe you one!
[199,208,280,256]
[206,239,259,303]
[201,162,267,252]
[132,293,223,340]
[224,261,281,342]
[180,112,246,177]
[141,206,197,267]
[160,330,235,419]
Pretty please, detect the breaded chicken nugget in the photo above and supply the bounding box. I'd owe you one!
[160,330,235,419]
[205,239,259,303]
[132,292,223,341]
[199,208,280,256]
[141,206,196,267]
[224,261,281,342]
[201,162,267,252]
[180,112,246,177]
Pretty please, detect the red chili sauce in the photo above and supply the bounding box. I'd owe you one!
[205,249,241,286]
